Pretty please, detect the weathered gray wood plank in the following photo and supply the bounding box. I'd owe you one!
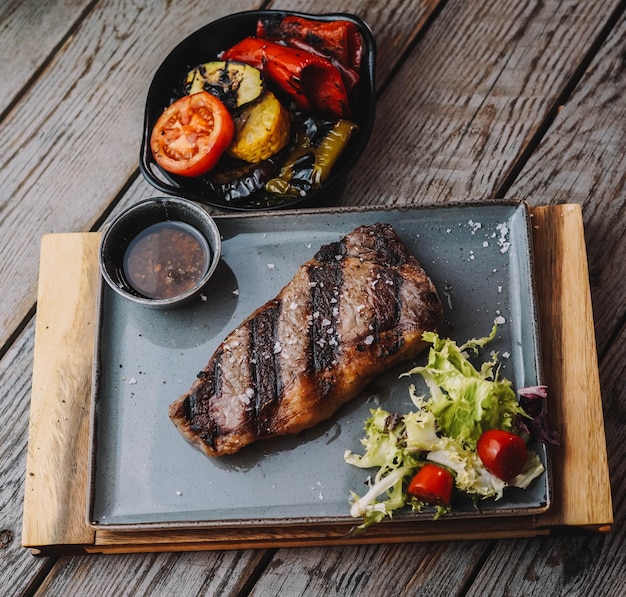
[505,8,626,357]
[0,320,51,596]
[0,0,93,114]
[33,550,269,596]
[340,0,622,207]
[248,542,489,596]
[2,0,623,595]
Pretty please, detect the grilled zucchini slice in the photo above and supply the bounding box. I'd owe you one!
[184,61,264,110]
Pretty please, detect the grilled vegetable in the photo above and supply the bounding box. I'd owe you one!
[150,91,234,177]
[265,117,357,196]
[184,61,264,110]
[257,15,364,71]
[228,91,291,163]
[207,156,284,203]
[222,37,350,118]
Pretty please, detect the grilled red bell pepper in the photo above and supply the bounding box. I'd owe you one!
[283,38,360,95]
[222,37,350,119]
[257,15,363,71]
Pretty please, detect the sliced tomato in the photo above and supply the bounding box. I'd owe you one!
[150,91,234,177]
[407,463,454,506]
[477,429,528,481]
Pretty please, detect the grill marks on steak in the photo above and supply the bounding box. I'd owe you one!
[308,259,343,375]
[169,223,443,457]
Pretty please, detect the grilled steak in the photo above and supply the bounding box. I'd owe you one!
[169,223,443,457]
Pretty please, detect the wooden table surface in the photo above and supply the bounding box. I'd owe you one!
[1,0,624,595]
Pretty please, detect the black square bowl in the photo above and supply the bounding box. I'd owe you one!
[139,10,376,211]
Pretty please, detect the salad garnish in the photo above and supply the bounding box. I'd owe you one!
[345,323,553,530]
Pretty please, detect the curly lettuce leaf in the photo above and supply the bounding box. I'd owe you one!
[346,324,546,528]
[403,323,527,449]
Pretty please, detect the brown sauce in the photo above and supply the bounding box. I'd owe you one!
[123,221,210,299]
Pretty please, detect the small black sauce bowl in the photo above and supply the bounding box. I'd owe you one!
[139,10,376,211]
[99,197,222,310]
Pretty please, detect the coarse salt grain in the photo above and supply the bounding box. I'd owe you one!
[468,220,482,234]
[496,222,511,253]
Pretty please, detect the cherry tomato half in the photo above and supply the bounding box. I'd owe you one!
[407,463,454,506]
[477,429,528,481]
[150,91,234,177]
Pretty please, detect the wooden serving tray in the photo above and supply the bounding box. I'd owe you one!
[22,204,613,555]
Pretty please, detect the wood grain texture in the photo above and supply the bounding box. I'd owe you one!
[22,234,100,548]
[0,0,93,114]
[506,9,626,357]
[249,542,489,597]
[35,550,268,597]
[0,319,53,595]
[530,205,611,529]
[340,0,623,207]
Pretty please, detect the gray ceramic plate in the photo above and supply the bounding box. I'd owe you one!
[88,201,550,529]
